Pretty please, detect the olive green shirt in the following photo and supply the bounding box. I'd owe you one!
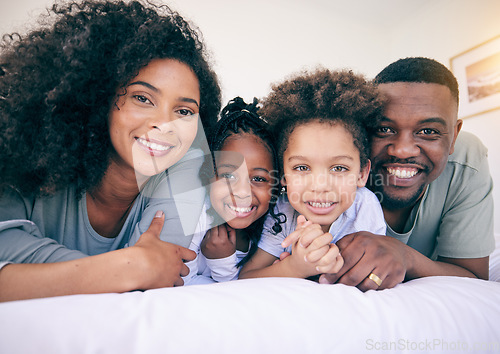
[386,131,495,259]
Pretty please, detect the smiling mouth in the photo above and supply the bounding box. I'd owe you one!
[227,204,254,213]
[386,167,419,179]
[136,137,173,151]
[307,201,334,208]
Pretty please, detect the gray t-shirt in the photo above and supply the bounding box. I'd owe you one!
[386,131,495,260]
[0,148,206,266]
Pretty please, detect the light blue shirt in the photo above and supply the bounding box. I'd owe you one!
[259,187,386,257]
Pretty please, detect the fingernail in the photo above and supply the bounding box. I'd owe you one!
[154,210,164,218]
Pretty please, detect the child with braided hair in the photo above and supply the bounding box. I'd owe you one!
[183,97,283,284]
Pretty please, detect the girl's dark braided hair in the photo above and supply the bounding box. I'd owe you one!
[208,97,285,267]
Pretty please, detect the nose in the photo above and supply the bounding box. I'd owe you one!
[151,109,177,133]
[309,171,330,193]
[386,132,420,159]
[230,176,252,201]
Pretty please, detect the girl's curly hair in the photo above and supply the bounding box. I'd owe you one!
[0,0,221,197]
[259,68,385,170]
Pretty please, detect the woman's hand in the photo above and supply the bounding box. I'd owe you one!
[132,211,196,288]
[200,224,236,259]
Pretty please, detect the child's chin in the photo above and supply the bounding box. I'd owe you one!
[226,219,252,230]
[304,214,336,229]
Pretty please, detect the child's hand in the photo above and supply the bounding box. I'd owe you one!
[314,244,344,275]
[285,223,333,278]
[297,226,344,275]
[201,224,236,259]
[281,215,310,248]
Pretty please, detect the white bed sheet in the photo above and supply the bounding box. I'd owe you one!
[1,235,499,354]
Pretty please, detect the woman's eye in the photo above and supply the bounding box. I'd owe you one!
[176,108,196,119]
[133,95,152,105]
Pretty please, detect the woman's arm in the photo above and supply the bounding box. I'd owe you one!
[0,213,196,302]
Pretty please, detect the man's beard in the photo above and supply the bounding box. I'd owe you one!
[368,171,427,210]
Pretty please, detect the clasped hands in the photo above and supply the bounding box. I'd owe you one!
[279,215,344,279]
[281,215,407,291]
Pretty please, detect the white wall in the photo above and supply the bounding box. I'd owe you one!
[1,0,499,233]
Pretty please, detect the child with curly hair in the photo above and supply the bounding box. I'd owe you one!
[239,69,386,281]
[183,97,281,284]
[0,0,221,301]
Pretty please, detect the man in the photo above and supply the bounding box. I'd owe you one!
[320,57,495,291]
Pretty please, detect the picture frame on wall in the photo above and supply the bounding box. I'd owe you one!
[450,35,500,119]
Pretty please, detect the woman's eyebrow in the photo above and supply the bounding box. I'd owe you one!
[180,97,199,107]
[128,81,158,92]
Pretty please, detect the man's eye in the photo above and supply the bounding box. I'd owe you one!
[376,126,393,134]
[419,128,439,135]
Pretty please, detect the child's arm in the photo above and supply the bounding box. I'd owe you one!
[201,224,236,259]
[199,224,239,282]
[239,223,338,279]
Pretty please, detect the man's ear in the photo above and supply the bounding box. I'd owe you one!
[357,160,371,188]
[449,119,463,155]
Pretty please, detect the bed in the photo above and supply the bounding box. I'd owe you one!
[1,235,500,354]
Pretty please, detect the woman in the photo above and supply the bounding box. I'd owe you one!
[0,0,221,301]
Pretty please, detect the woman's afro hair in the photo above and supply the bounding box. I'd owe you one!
[0,0,221,197]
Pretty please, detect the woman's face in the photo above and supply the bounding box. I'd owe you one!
[210,134,275,230]
[109,58,200,182]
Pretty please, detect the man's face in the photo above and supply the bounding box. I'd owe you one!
[369,82,462,210]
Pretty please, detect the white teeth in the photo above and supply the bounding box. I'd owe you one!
[387,167,418,179]
[309,202,334,208]
[137,138,172,151]
[228,205,253,213]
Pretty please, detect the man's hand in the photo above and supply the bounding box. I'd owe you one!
[318,231,407,291]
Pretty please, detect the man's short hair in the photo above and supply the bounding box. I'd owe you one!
[374,57,459,104]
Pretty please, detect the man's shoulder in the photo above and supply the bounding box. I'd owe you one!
[448,131,488,171]
[429,131,490,194]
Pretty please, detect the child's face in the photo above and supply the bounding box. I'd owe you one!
[210,134,274,230]
[109,58,200,181]
[282,121,370,232]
